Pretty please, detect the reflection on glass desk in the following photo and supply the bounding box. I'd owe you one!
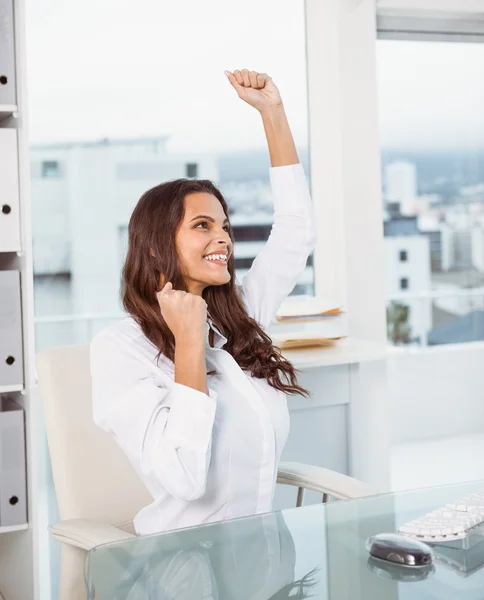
[85,480,484,599]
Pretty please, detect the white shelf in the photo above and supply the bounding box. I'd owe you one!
[0,523,28,534]
[0,104,17,120]
[281,337,388,369]
[0,246,22,254]
[0,384,23,394]
[0,0,38,597]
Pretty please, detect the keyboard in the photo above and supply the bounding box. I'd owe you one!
[398,491,484,543]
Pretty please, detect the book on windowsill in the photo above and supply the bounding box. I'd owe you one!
[270,297,348,342]
[275,296,343,322]
[270,333,346,350]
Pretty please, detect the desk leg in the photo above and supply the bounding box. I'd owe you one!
[347,361,391,492]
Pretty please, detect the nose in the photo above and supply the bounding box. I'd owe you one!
[214,227,231,248]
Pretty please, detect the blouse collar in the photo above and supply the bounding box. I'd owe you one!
[206,314,228,349]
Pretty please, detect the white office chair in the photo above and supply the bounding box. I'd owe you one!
[36,344,375,600]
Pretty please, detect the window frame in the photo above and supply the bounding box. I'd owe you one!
[377,8,484,42]
[296,0,390,342]
[284,0,348,314]
[298,0,484,339]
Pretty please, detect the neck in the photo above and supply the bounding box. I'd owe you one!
[186,281,206,296]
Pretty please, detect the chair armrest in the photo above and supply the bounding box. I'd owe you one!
[277,461,376,500]
[49,518,136,551]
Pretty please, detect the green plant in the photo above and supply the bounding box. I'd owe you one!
[387,301,412,345]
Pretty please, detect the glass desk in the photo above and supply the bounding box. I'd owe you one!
[86,480,484,599]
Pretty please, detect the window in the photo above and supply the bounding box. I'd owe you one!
[41,160,60,178]
[185,163,198,178]
[27,0,310,352]
[377,37,484,346]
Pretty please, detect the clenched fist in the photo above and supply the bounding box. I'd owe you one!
[156,282,207,342]
[225,69,283,113]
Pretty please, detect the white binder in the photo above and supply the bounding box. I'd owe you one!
[0,398,27,526]
[0,0,17,106]
[0,129,21,252]
[0,270,23,388]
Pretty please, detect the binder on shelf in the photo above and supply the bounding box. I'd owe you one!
[0,398,27,527]
[0,270,23,388]
[0,129,21,251]
[0,0,17,106]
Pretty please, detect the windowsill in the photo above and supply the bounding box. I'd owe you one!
[388,340,484,356]
[280,337,388,369]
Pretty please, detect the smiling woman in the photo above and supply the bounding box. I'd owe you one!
[90,69,317,536]
[178,193,233,292]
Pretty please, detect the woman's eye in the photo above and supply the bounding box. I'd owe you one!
[195,221,209,229]
[223,225,230,232]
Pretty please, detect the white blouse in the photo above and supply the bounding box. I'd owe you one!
[90,163,317,536]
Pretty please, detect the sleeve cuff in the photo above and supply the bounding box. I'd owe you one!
[269,163,313,217]
[163,383,217,450]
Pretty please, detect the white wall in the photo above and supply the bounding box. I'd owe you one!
[68,145,123,314]
[31,149,70,274]
[115,156,218,225]
[389,343,484,444]
[338,0,388,343]
[384,161,417,215]
[31,142,218,315]
[384,235,432,343]
[472,225,484,272]
[440,222,454,271]
[384,236,430,294]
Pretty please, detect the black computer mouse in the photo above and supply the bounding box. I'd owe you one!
[366,533,434,568]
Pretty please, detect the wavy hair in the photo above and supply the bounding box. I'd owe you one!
[122,178,309,397]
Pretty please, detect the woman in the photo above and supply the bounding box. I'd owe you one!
[91,69,317,536]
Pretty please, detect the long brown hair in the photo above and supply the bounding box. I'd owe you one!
[122,178,309,397]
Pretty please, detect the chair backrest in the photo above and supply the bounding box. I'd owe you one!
[36,344,152,524]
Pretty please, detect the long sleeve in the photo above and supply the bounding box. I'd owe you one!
[90,329,217,502]
[239,163,317,329]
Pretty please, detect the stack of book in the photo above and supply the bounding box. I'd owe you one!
[269,297,347,350]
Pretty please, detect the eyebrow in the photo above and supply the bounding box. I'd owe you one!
[190,214,229,225]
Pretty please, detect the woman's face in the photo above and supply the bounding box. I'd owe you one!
[175,192,233,295]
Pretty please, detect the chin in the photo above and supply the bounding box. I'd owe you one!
[211,276,231,287]
[205,273,231,287]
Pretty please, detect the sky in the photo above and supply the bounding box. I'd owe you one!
[25,0,484,153]
[376,39,484,150]
[25,0,309,153]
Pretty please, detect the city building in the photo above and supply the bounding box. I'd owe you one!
[31,137,313,332]
[384,160,417,216]
[383,228,432,344]
[31,137,218,323]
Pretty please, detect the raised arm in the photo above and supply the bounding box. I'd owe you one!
[225,70,317,327]
[225,69,298,168]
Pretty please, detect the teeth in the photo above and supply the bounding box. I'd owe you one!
[205,254,227,262]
